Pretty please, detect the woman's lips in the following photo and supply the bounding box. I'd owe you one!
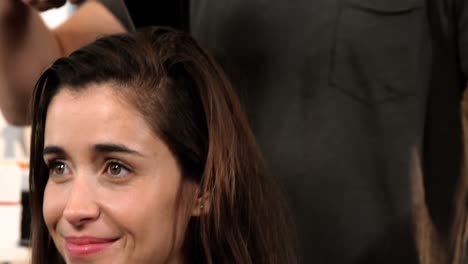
[65,236,118,257]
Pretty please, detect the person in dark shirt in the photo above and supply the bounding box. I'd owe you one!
[1,0,467,263]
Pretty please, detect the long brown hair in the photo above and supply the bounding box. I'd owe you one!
[411,147,467,264]
[29,27,297,263]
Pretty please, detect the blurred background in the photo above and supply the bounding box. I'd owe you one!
[0,3,75,263]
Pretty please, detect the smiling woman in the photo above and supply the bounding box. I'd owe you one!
[28,27,297,264]
[42,85,193,263]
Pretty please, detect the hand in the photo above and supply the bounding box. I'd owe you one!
[21,0,84,12]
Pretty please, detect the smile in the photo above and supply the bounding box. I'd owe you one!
[64,236,118,257]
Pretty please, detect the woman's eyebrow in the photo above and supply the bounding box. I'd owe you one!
[43,145,65,156]
[93,143,144,156]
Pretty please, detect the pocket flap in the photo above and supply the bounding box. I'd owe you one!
[346,0,422,13]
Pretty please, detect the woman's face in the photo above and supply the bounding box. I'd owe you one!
[42,84,197,264]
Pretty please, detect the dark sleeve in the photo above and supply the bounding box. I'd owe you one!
[457,0,468,80]
[95,0,189,32]
[108,1,190,32]
[96,0,136,32]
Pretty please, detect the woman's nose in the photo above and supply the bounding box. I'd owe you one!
[62,177,100,227]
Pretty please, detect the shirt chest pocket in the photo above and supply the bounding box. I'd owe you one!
[330,0,424,104]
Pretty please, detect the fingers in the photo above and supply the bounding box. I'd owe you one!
[21,0,67,12]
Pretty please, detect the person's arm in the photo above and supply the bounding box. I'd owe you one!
[0,0,126,126]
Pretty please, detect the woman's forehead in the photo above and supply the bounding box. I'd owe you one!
[44,85,156,151]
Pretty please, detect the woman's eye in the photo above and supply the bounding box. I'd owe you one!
[49,161,69,177]
[106,161,130,177]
